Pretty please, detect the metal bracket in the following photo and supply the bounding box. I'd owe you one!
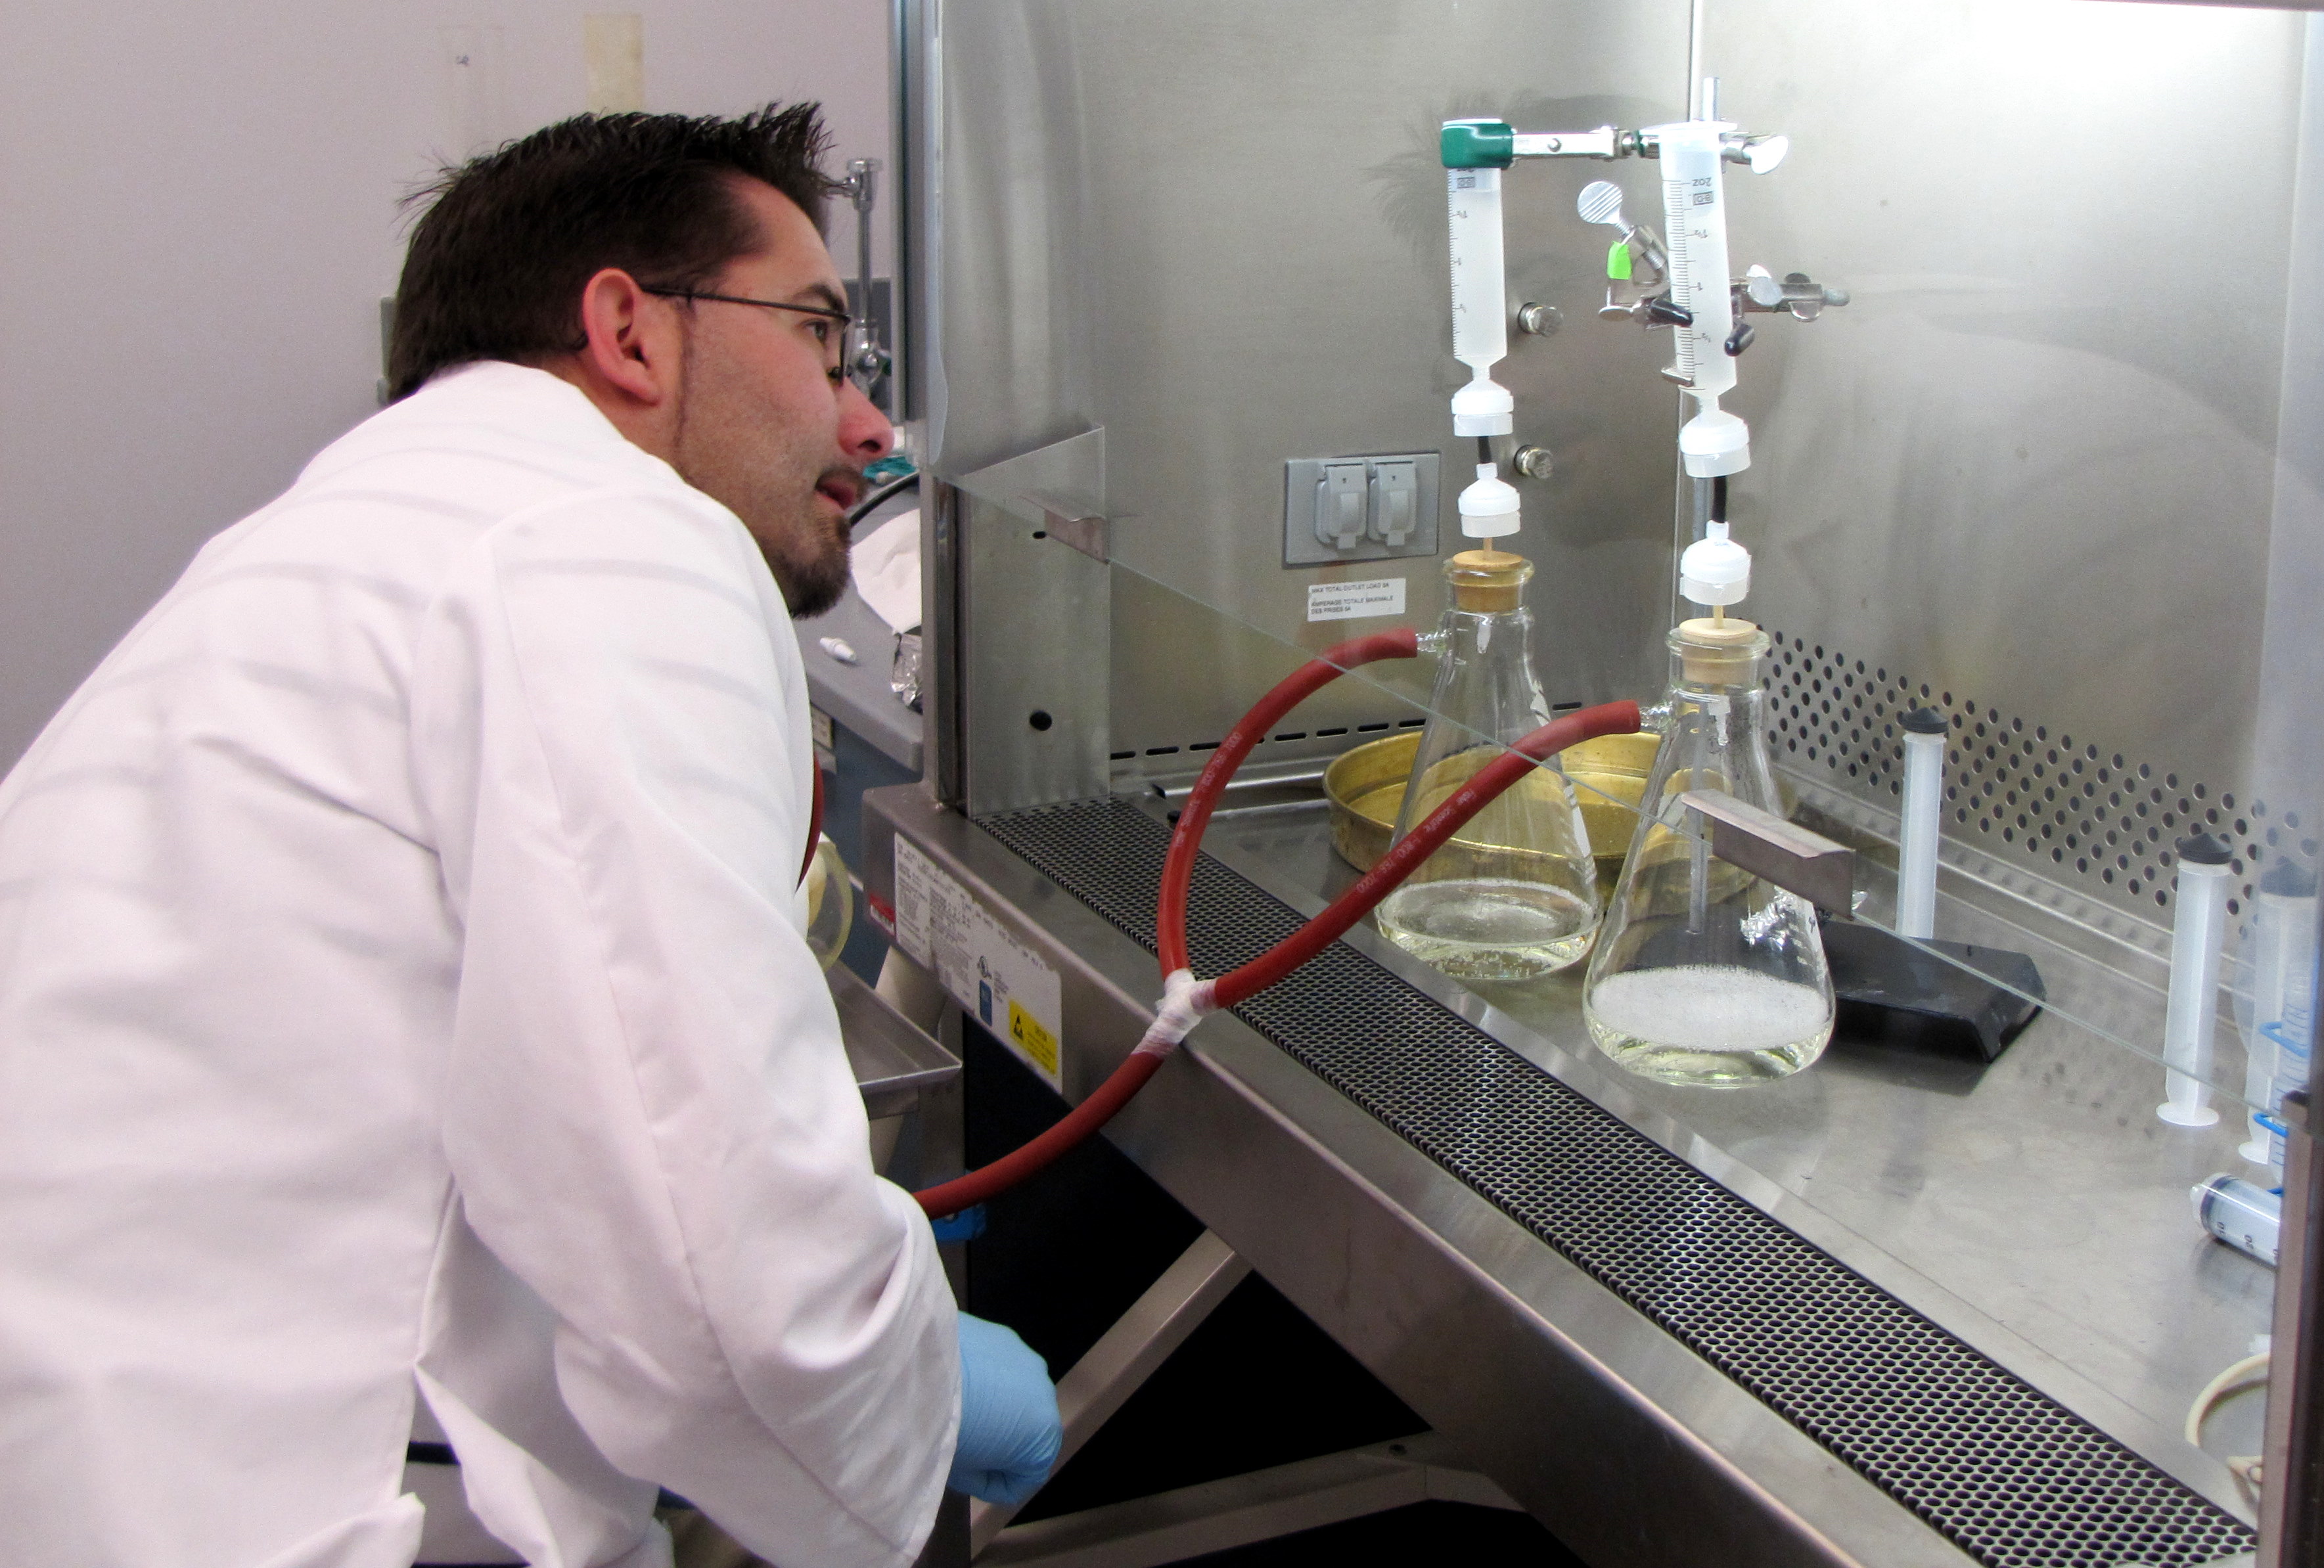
[1678,788,1857,913]
[829,960,960,1121]
[976,1431,1519,1567]
[1027,495,1110,564]
[968,1230,1253,1554]
[957,428,1106,530]
[956,428,1112,563]
[1511,125,1626,160]
[1510,125,1783,166]
[1737,267,1851,322]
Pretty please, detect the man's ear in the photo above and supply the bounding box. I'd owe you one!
[576,268,683,407]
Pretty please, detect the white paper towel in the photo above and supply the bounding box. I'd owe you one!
[851,510,921,635]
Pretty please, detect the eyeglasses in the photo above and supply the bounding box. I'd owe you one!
[643,286,852,330]
[643,286,853,372]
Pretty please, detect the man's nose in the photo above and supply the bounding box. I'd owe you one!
[838,381,895,464]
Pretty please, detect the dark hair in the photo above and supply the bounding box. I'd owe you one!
[386,102,836,401]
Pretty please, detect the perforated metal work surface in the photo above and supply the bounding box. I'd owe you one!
[980,797,2258,1568]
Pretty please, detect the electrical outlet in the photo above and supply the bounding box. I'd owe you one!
[1283,452,1440,566]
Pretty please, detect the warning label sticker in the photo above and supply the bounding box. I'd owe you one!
[892,836,1064,1087]
[1306,577,1407,623]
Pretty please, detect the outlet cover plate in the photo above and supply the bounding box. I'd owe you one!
[1283,451,1441,567]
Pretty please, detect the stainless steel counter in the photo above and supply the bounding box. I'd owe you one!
[1198,799,2279,1483]
[866,783,2264,1568]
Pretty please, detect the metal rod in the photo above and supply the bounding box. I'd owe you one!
[927,479,967,809]
[1686,0,1708,116]
[1687,805,1710,935]
[1157,765,1330,800]
[851,158,880,311]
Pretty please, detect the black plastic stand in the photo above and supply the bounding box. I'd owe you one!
[1820,918,2045,1064]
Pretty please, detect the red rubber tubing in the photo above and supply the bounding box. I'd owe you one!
[1157,629,1423,973]
[912,1050,1172,1221]
[912,631,1641,1219]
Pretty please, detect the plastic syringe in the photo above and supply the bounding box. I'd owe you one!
[2242,861,2319,1166]
[1442,120,1520,541]
[1896,708,1949,941]
[1443,122,1515,443]
[1647,83,1751,480]
[2160,833,2233,1127]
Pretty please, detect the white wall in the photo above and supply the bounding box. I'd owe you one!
[0,1,892,766]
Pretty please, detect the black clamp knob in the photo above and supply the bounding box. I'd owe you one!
[1643,294,1693,328]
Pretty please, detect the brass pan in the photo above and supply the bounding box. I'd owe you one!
[1323,729,1662,896]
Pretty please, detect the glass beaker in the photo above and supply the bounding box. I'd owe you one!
[1375,551,1601,980]
[1582,618,1833,1085]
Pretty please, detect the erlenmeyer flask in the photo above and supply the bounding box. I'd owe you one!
[1582,618,1833,1085]
[1375,551,1600,980]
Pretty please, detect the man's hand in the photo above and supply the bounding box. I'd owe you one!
[948,1313,1061,1504]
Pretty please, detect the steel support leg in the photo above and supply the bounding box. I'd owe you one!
[970,1230,1252,1555]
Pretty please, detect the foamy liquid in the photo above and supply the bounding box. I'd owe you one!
[1585,966,1832,1086]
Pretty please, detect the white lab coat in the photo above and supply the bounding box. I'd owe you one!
[0,362,957,1568]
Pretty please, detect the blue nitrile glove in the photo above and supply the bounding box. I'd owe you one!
[947,1312,1061,1505]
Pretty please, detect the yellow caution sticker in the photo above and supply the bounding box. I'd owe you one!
[1007,1000,1060,1078]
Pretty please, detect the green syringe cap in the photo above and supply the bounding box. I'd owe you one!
[1441,119,1514,169]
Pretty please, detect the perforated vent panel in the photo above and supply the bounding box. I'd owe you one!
[980,798,2256,1568]
[1763,632,2316,929]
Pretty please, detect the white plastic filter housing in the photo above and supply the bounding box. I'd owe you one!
[2160,855,2231,1127]
[1451,376,1514,437]
[1458,463,1520,539]
[1679,407,1750,476]
[1896,728,1945,941]
[1677,521,1750,607]
[1447,166,1515,437]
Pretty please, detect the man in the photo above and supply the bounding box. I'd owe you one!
[0,105,1055,1567]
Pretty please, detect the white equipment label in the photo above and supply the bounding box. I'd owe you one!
[893,836,1064,1087]
[1306,577,1406,622]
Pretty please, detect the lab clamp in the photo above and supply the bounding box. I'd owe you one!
[1578,179,1847,379]
[837,158,894,405]
[1441,78,1844,481]
[1436,76,1843,742]
[1431,81,2045,1081]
